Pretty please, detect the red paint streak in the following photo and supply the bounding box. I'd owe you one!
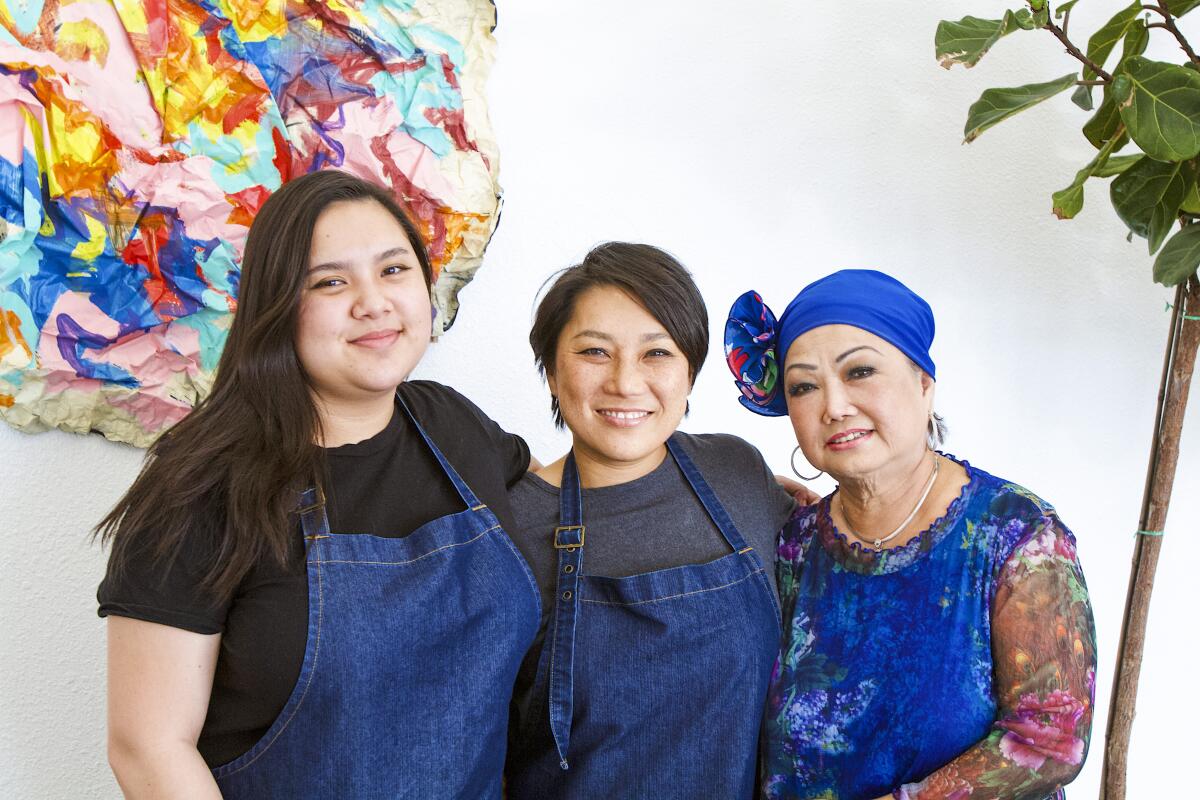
[144,0,170,57]
[272,127,292,183]
[122,212,184,317]
[440,57,460,91]
[423,107,478,155]
[226,185,271,228]
[368,138,447,280]
[203,19,225,68]
[223,92,261,134]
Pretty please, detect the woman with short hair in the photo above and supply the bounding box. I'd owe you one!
[505,242,797,798]
[726,269,1096,800]
[98,170,539,798]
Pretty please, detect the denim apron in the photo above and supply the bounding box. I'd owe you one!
[212,398,541,798]
[507,435,781,799]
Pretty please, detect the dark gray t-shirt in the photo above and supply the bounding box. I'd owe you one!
[507,432,797,616]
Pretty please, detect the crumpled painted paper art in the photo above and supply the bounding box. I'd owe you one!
[0,0,501,447]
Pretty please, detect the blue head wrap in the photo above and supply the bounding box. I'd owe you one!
[724,269,936,416]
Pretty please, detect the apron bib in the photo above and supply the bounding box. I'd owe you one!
[213,397,540,798]
[507,435,781,799]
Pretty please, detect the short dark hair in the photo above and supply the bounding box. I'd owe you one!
[529,242,709,427]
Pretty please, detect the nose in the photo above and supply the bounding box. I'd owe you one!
[352,280,391,319]
[606,356,646,396]
[822,380,856,423]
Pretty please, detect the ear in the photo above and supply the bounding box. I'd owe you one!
[546,370,558,397]
[921,375,935,413]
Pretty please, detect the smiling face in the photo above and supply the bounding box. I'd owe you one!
[548,285,692,483]
[783,324,933,484]
[296,199,432,414]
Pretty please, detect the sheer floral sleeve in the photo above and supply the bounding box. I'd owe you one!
[894,516,1097,800]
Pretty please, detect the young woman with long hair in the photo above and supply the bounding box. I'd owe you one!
[97,170,540,798]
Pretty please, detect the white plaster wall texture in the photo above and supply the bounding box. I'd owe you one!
[1,1,1195,796]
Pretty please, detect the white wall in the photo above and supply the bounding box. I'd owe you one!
[2,1,1195,795]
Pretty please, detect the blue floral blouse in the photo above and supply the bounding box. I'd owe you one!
[762,457,1096,800]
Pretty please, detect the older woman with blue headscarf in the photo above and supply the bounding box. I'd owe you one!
[726,270,1097,800]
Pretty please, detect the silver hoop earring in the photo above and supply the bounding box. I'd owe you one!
[791,445,824,481]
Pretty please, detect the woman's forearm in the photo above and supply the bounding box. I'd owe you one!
[109,738,222,799]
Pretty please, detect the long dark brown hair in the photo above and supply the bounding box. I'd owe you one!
[97,170,433,599]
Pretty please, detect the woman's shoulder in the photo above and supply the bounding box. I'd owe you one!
[672,431,770,471]
[955,458,1074,559]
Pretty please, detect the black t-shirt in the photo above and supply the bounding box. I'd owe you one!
[97,381,530,767]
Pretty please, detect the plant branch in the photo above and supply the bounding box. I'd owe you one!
[1143,4,1200,66]
[1044,19,1113,81]
[1076,79,1108,86]
[1062,4,1073,39]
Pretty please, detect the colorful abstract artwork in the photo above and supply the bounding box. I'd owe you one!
[0,0,501,446]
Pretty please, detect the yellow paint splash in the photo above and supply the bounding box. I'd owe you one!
[54,19,110,66]
[216,0,287,43]
[70,211,108,262]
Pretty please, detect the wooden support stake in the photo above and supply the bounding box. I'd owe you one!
[1101,274,1200,800]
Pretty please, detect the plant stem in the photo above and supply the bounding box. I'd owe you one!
[1101,272,1200,800]
[1143,4,1200,67]
[1043,20,1113,81]
[1075,79,1107,86]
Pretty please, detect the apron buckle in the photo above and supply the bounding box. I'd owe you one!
[553,525,585,549]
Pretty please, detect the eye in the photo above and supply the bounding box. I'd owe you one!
[382,263,412,277]
[645,348,674,358]
[787,382,817,397]
[847,365,876,380]
[310,277,346,290]
[576,347,608,357]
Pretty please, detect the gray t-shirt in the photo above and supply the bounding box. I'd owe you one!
[507,431,797,617]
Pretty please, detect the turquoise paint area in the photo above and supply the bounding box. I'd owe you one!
[180,122,286,195]
[411,25,467,73]
[197,241,238,299]
[174,307,231,372]
[0,288,37,373]
[7,0,46,36]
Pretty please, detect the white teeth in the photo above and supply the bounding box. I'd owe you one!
[599,410,649,420]
[832,431,868,443]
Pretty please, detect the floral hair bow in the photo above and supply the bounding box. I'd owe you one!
[724,290,787,417]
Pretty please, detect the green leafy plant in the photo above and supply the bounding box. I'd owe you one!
[938,1,1200,283]
[936,4,1200,799]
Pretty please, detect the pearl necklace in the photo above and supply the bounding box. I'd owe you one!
[839,456,940,553]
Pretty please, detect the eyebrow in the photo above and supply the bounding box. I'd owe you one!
[308,246,412,274]
[571,330,671,343]
[785,345,881,373]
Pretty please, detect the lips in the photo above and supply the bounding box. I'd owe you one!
[349,329,400,348]
[597,409,651,427]
[826,428,872,450]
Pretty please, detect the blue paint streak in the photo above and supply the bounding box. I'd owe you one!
[56,313,138,386]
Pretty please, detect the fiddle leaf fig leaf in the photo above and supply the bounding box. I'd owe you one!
[1166,1,1200,17]
[1072,85,1095,112]
[1110,157,1199,253]
[1082,1,1142,81]
[1084,95,1122,147]
[963,74,1077,142]
[1056,0,1080,18]
[1093,154,1142,177]
[1153,224,1200,285]
[1052,134,1131,219]
[1082,24,1149,148]
[1113,58,1200,162]
[1052,181,1087,219]
[936,11,1034,69]
[1182,181,1200,213]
